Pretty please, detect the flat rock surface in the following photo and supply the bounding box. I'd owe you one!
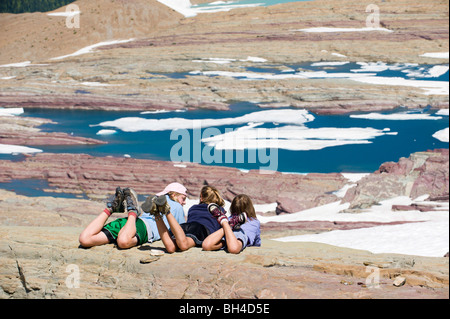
[1,219,448,299]
[0,184,448,299]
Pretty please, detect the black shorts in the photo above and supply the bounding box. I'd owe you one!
[170,222,210,246]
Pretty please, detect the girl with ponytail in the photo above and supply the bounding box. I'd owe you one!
[155,185,225,253]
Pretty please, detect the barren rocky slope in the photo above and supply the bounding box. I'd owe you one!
[0,0,182,64]
[0,0,448,114]
[0,152,349,212]
[0,114,105,146]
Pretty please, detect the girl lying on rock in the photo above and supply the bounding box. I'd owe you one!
[149,185,226,253]
[78,183,187,249]
[202,194,261,254]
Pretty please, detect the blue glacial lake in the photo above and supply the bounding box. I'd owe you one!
[1,103,447,175]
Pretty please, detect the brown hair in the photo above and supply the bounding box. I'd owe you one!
[199,186,225,207]
[230,194,256,219]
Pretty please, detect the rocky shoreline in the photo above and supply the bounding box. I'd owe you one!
[0,113,105,146]
[0,152,349,212]
[0,149,447,213]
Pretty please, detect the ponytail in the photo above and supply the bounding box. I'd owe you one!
[199,186,225,207]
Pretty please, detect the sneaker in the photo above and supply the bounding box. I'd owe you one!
[228,212,248,230]
[207,203,227,224]
[141,194,157,214]
[106,187,125,213]
[155,195,171,215]
[142,194,171,217]
[123,188,143,217]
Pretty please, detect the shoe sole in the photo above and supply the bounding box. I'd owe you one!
[207,203,220,214]
[155,195,171,215]
[115,187,125,213]
[126,188,143,217]
[142,194,156,213]
[155,195,167,207]
[230,212,248,230]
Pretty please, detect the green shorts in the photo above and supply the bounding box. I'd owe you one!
[102,218,148,246]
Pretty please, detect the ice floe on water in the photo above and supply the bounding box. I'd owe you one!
[0,107,24,116]
[404,65,449,78]
[96,108,403,152]
[350,112,443,120]
[435,109,449,116]
[96,109,315,132]
[433,127,449,143]
[96,129,117,135]
[201,124,396,151]
[187,60,448,97]
[351,62,419,73]
[0,143,42,155]
[350,62,448,79]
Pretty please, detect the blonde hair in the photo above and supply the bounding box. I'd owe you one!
[230,194,256,219]
[167,191,184,201]
[199,186,225,207]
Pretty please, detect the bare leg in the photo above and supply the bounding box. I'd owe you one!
[156,213,195,253]
[221,221,243,254]
[116,214,139,249]
[202,228,225,251]
[203,221,243,254]
[79,210,110,247]
[155,218,177,254]
[166,213,196,251]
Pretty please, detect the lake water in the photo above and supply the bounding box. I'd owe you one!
[1,102,446,175]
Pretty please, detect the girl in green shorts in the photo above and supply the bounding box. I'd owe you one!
[79,183,187,249]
